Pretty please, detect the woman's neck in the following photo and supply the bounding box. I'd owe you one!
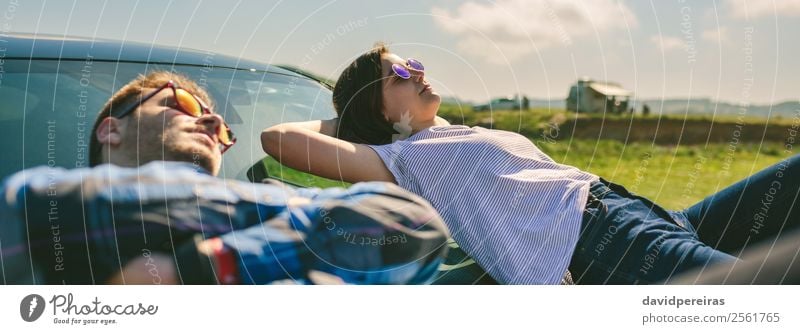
[411,116,450,134]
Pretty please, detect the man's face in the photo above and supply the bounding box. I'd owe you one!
[117,87,224,175]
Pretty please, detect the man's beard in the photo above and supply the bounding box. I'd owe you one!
[160,134,218,175]
[164,143,217,174]
[132,130,219,175]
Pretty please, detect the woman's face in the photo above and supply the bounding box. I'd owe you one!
[381,53,441,130]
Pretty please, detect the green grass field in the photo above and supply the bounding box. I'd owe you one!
[262,156,351,189]
[265,105,797,211]
[536,139,790,210]
[439,105,797,210]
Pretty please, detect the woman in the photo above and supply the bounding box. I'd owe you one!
[261,43,800,284]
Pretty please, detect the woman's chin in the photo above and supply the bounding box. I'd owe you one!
[426,95,442,108]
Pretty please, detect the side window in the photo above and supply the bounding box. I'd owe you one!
[0,59,147,179]
[190,69,345,188]
[0,60,344,189]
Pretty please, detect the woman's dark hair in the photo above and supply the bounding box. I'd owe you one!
[332,43,395,145]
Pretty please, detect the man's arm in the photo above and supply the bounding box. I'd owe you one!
[0,164,231,284]
[113,182,450,285]
[2,163,448,285]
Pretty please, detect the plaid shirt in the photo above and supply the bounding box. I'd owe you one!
[0,162,447,284]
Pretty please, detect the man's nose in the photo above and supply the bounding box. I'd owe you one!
[197,113,224,139]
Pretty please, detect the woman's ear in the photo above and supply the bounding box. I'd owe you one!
[95,117,123,147]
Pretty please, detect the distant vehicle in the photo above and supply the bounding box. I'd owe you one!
[566,78,631,114]
[473,97,522,111]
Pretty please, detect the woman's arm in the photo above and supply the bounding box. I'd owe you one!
[261,119,396,184]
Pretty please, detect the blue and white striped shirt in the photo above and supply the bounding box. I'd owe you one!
[369,125,599,284]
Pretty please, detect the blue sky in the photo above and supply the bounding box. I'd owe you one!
[4,0,799,104]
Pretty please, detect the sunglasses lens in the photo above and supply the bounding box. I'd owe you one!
[391,63,411,79]
[407,59,424,71]
[172,84,236,151]
[175,89,203,117]
[218,124,233,145]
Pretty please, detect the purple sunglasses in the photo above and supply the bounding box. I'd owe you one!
[391,59,424,79]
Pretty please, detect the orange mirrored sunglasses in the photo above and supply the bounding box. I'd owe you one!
[113,80,236,153]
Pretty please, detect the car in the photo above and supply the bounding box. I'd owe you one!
[472,97,521,112]
[0,33,503,285]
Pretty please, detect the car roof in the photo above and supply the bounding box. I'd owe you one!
[3,32,302,77]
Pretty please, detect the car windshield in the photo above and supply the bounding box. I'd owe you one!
[0,59,341,186]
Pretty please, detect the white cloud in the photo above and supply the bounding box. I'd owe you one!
[726,0,800,19]
[431,0,637,64]
[650,35,684,52]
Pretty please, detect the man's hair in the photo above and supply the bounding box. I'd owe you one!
[332,43,395,145]
[88,71,214,166]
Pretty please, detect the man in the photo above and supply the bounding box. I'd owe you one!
[0,71,448,284]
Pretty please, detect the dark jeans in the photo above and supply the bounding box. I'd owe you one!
[569,154,800,284]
